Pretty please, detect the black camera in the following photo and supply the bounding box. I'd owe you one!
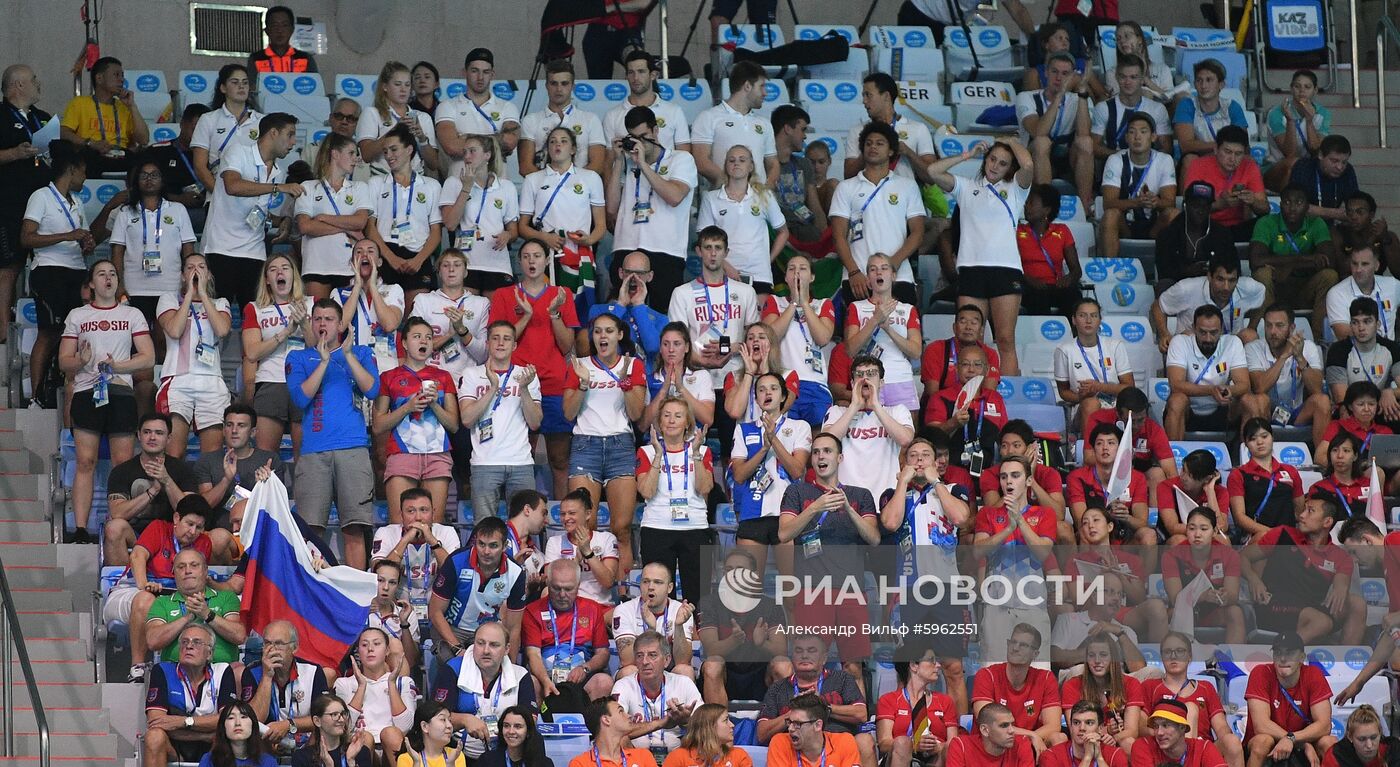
[619,136,639,152]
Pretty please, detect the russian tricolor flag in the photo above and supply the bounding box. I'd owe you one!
[237,475,376,668]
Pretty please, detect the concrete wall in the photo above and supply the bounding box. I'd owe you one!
[0,0,1284,112]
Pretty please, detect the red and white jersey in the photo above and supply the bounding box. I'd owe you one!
[564,356,647,437]
[457,365,542,466]
[822,404,914,502]
[410,289,490,377]
[156,295,231,378]
[637,444,714,530]
[543,529,620,605]
[242,298,314,383]
[667,278,760,378]
[62,302,150,391]
[845,300,920,383]
[763,295,835,384]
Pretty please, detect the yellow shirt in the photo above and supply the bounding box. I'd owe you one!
[395,754,466,767]
[61,95,138,148]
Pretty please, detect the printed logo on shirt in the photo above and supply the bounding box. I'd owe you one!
[415,193,427,203]
[494,198,503,209]
[573,183,584,194]
[888,193,898,205]
[78,319,132,333]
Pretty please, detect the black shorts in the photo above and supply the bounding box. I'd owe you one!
[381,243,437,291]
[724,661,771,701]
[710,0,777,21]
[71,387,138,435]
[302,272,353,290]
[0,215,27,269]
[206,253,263,310]
[466,269,516,294]
[1123,209,1157,239]
[169,736,207,763]
[736,516,780,545]
[1186,406,1231,432]
[956,265,1025,300]
[29,265,86,330]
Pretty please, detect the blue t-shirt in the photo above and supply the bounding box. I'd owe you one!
[198,754,278,767]
[285,344,380,454]
[1172,97,1248,141]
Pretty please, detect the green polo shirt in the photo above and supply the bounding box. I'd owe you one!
[1251,213,1332,257]
[147,587,242,663]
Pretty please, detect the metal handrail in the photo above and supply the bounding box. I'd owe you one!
[1352,0,1362,107]
[0,552,51,766]
[1378,16,1400,147]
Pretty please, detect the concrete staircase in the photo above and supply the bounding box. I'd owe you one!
[0,405,137,765]
[1312,68,1400,223]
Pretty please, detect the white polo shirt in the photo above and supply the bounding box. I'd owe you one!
[439,175,519,277]
[411,290,490,376]
[829,170,924,283]
[949,175,1029,272]
[1166,333,1248,415]
[822,404,914,503]
[846,300,920,384]
[1014,89,1085,144]
[1326,274,1400,340]
[518,164,604,235]
[24,184,87,270]
[1245,337,1323,408]
[1100,149,1177,198]
[294,178,373,277]
[667,277,760,377]
[613,149,697,259]
[691,101,778,182]
[367,172,442,251]
[435,93,522,176]
[613,672,704,751]
[354,105,436,177]
[762,295,836,384]
[520,104,607,156]
[109,201,196,296]
[458,364,542,465]
[190,105,263,171]
[1053,336,1133,394]
[1157,275,1267,336]
[203,143,287,261]
[1090,96,1171,145]
[695,185,786,282]
[844,114,935,181]
[603,96,691,149]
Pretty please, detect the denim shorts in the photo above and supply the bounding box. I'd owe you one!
[568,433,637,483]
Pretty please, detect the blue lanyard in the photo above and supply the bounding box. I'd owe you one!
[962,400,986,445]
[469,184,490,229]
[189,301,206,346]
[1329,480,1354,516]
[536,169,573,229]
[639,677,667,724]
[1281,226,1304,254]
[859,174,891,218]
[906,484,951,547]
[793,300,818,357]
[1353,346,1380,385]
[1273,356,1300,408]
[140,201,162,249]
[1042,91,1066,137]
[590,355,624,384]
[798,741,830,767]
[1201,101,1220,140]
[472,98,498,131]
[217,107,250,154]
[792,670,827,697]
[1252,465,1279,521]
[699,280,732,334]
[93,94,121,145]
[662,444,691,499]
[1078,339,1107,382]
[1091,466,1110,500]
[1191,352,1219,384]
[1357,283,1390,336]
[489,365,514,413]
[1127,154,1155,198]
[549,606,578,660]
[47,184,78,229]
[1278,683,1312,723]
[1027,226,1057,276]
[985,183,1017,226]
[1362,427,1376,453]
[8,105,37,140]
[1315,169,1327,207]
[173,143,202,190]
[321,181,343,216]
[634,149,667,211]
[391,173,416,222]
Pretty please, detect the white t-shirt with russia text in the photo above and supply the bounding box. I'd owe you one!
[1166,333,1248,415]
[62,303,150,391]
[564,356,647,437]
[156,295,231,379]
[822,404,913,503]
[845,300,920,384]
[458,365,542,466]
[637,444,714,530]
[242,298,314,384]
[667,278,760,378]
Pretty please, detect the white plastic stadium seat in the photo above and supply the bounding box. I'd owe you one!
[942,26,1014,79]
[1097,25,1165,74]
[721,23,786,51]
[995,376,1066,435]
[1011,315,1072,377]
[258,73,328,130]
[897,79,945,110]
[806,132,843,162]
[334,73,378,109]
[872,48,945,82]
[796,24,867,78]
[1061,220,1097,260]
[123,69,170,121]
[571,80,630,119]
[79,179,125,227]
[1147,377,1171,422]
[947,81,1015,133]
[1172,27,1236,51]
[721,79,789,120]
[1170,440,1233,470]
[178,70,219,111]
[439,78,469,101]
[1099,315,1159,379]
[1094,281,1154,315]
[868,26,936,49]
[933,130,996,160]
[1082,258,1150,285]
[798,79,865,132]
[148,123,179,144]
[1237,441,1313,467]
[795,24,859,44]
[657,79,713,124]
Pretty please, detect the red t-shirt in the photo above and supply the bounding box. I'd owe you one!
[1041,741,1129,767]
[519,596,609,653]
[1160,542,1241,590]
[487,284,580,396]
[1140,678,1226,731]
[875,689,958,740]
[1254,526,1355,584]
[1183,156,1266,228]
[1130,737,1227,767]
[970,664,1061,732]
[1155,476,1231,528]
[944,464,976,496]
[1311,474,1369,518]
[828,342,851,391]
[1066,465,1148,509]
[924,387,1010,431]
[1016,223,1075,283]
[1242,664,1332,741]
[920,338,1001,392]
[1060,674,1145,713]
[945,732,1036,767]
[1321,741,1390,767]
[133,519,213,580]
[974,505,1058,546]
[1225,460,1304,529]
[1081,409,1173,467]
[978,464,1064,499]
[1321,417,1393,446]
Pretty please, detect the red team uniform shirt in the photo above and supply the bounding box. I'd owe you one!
[970,663,1061,731]
[1241,664,1332,742]
[487,285,580,396]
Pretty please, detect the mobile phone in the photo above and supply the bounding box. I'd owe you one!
[718,338,731,355]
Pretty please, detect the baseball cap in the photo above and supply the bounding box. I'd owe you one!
[1148,698,1190,726]
[465,48,494,67]
[1271,631,1305,655]
[1185,181,1215,203]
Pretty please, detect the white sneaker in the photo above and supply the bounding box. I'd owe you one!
[126,663,148,683]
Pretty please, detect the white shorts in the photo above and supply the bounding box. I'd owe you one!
[157,375,232,431]
[102,584,138,625]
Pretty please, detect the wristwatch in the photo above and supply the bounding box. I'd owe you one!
[1285,733,1296,743]
[184,716,194,729]
[289,720,299,736]
[430,542,442,551]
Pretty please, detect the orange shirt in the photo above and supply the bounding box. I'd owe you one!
[662,746,754,767]
[568,748,660,767]
[767,733,862,767]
